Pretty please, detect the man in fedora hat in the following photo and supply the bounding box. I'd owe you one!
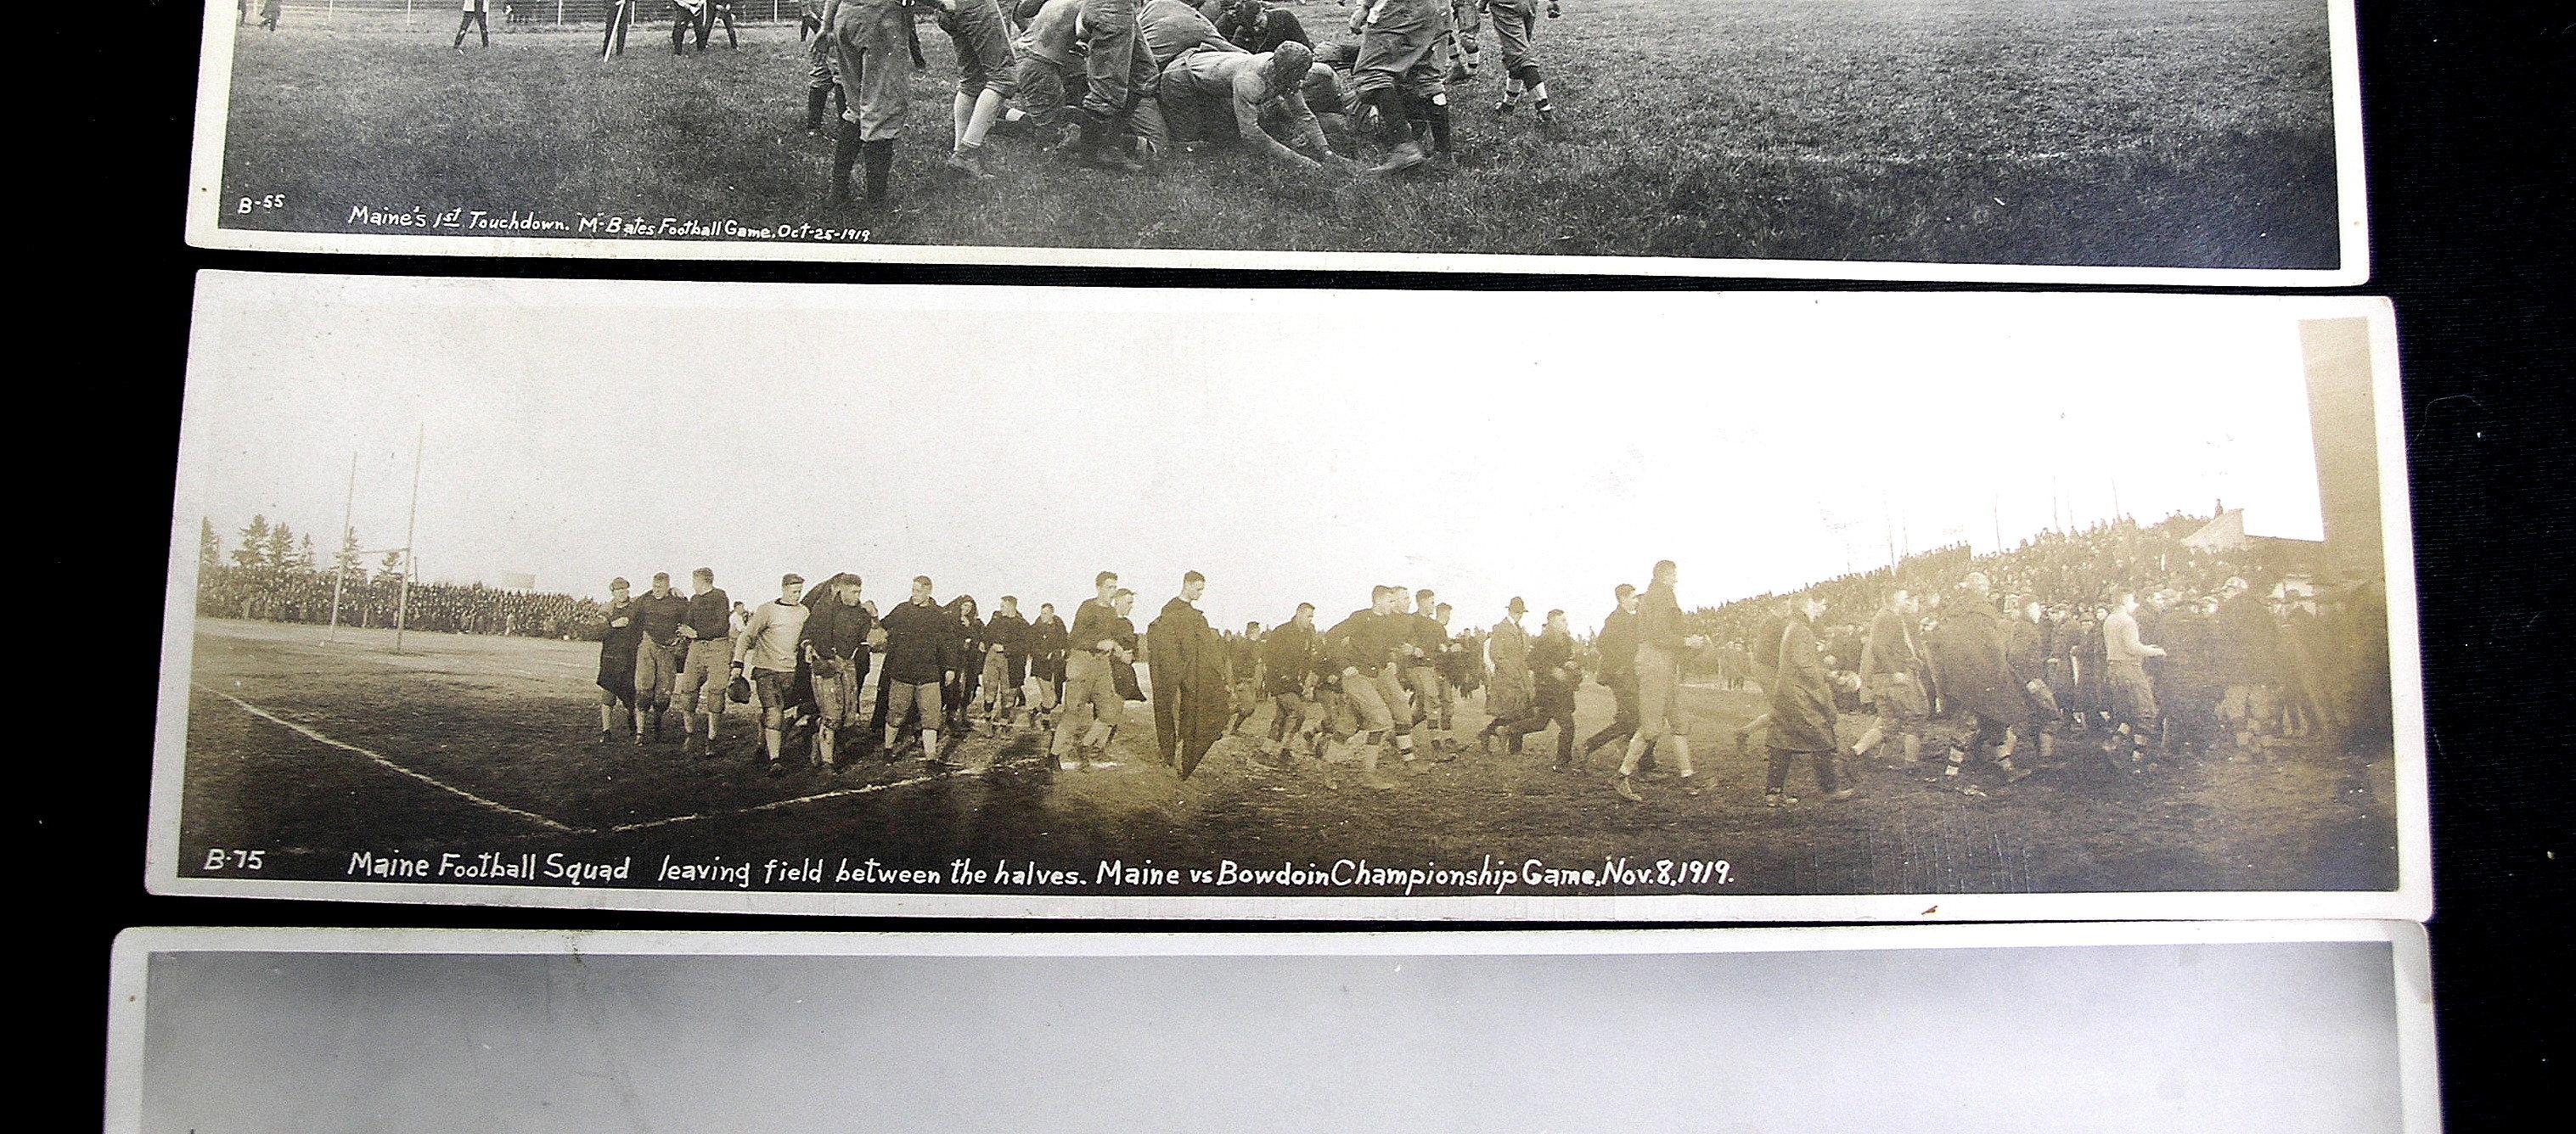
[1487,596,1533,727]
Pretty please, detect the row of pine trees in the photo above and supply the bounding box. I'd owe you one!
[197,516,404,582]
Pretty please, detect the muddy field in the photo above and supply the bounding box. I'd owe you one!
[171,618,2399,901]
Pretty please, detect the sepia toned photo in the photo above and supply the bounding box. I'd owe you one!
[105,923,2441,1134]
[149,277,2426,919]
[185,0,2365,283]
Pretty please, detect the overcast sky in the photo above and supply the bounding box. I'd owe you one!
[138,940,2404,1134]
[181,277,2333,633]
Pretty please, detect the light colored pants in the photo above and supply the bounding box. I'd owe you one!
[1338,668,1396,734]
[1078,0,1139,119]
[1405,665,1448,731]
[813,661,863,729]
[885,681,943,731]
[1865,671,1928,729]
[2108,664,2158,727]
[677,638,731,714]
[1634,645,1685,741]
[980,652,1021,714]
[1053,653,1124,754]
[633,640,677,701]
[832,0,914,141]
[1489,0,1540,74]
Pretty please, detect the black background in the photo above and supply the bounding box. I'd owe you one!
[35,2,2569,1128]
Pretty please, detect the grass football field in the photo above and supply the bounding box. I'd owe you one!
[205,0,2343,267]
[172,618,2400,900]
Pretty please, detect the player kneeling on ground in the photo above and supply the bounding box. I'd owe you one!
[1161,42,1350,171]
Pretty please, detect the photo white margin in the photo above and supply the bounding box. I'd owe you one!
[178,1,2372,286]
[101,920,2442,1134]
[143,282,2431,923]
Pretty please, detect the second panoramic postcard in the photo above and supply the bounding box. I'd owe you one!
[151,277,2424,920]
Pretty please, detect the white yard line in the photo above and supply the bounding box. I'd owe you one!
[201,685,581,834]
[599,761,1024,835]
[202,682,1034,838]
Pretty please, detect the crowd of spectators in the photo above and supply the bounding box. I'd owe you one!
[195,564,609,641]
[1673,514,2393,757]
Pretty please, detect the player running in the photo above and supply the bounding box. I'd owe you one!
[1577,583,1640,764]
[1403,588,1459,756]
[1324,585,1415,789]
[1483,608,1581,767]
[1259,604,1323,762]
[1054,571,1139,771]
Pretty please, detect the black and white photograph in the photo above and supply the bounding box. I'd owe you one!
[184,0,2365,283]
[104,923,2441,1134]
[149,277,2425,919]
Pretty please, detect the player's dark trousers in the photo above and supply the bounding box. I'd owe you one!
[1583,674,1639,754]
[454,12,488,48]
[603,3,633,55]
[870,670,891,742]
[1494,702,1576,764]
[673,17,693,54]
[831,123,895,206]
[1766,746,1842,794]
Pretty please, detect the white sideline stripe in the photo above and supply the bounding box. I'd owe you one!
[202,683,1036,839]
[601,758,1041,835]
[202,686,581,834]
